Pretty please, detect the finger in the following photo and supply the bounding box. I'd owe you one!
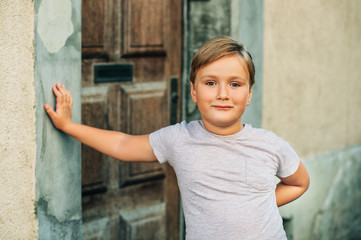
[60,84,71,104]
[44,104,56,120]
[54,86,64,104]
[57,83,67,95]
[66,89,72,104]
[67,90,73,106]
[56,82,64,90]
[69,91,73,107]
[61,88,69,104]
[52,85,62,97]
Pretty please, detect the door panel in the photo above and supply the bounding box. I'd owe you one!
[81,0,182,239]
[82,0,107,55]
[81,86,109,194]
[122,0,166,56]
[119,203,166,239]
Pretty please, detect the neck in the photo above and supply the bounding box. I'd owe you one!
[202,121,244,136]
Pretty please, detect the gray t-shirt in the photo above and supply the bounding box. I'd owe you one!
[149,120,299,240]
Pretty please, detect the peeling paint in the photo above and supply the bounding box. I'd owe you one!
[37,198,81,239]
[35,0,82,238]
[37,0,73,53]
[280,144,361,240]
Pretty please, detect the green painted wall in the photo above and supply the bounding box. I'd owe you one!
[280,144,361,239]
[34,0,82,239]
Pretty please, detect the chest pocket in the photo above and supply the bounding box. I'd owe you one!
[246,157,277,191]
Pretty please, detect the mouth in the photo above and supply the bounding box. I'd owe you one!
[212,105,233,110]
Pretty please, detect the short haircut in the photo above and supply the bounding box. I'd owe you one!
[190,36,255,88]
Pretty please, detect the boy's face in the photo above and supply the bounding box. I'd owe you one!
[191,55,252,135]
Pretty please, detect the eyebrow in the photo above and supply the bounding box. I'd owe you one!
[199,74,248,82]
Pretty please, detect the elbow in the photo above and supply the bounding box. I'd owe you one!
[299,172,310,196]
[298,161,310,194]
[304,174,310,193]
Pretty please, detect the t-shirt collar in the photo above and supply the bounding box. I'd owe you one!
[197,120,252,140]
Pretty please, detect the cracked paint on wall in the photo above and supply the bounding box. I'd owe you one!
[37,0,73,53]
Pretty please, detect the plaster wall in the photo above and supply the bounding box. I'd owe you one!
[262,1,361,239]
[34,0,82,239]
[0,1,38,239]
[263,0,361,158]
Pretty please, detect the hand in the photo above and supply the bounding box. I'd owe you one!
[44,83,73,131]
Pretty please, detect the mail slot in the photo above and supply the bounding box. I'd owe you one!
[94,63,133,83]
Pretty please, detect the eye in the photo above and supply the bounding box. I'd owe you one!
[230,82,241,87]
[205,81,216,86]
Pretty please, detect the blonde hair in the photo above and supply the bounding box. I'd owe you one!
[190,36,255,88]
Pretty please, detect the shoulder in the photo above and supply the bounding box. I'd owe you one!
[172,120,204,134]
[245,125,296,155]
[151,120,202,137]
[246,126,300,175]
[245,125,281,143]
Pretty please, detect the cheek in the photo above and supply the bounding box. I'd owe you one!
[232,91,249,105]
[198,90,215,103]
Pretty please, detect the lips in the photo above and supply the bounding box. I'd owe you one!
[212,105,233,110]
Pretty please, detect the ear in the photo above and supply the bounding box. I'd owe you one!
[190,82,197,104]
[246,87,253,106]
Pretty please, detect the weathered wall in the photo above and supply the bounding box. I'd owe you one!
[262,1,361,239]
[263,0,361,158]
[34,0,82,239]
[281,145,361,239]
[0,1,38,239]
[1,0,82,239]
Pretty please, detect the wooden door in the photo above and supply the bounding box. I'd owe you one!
[80,0,182,239]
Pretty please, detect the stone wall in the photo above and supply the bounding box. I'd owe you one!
[0,1,38,239]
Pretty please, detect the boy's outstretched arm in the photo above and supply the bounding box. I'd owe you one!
[275,161,310,207]
[44,83,157,162]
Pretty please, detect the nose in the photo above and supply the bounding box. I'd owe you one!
[216,83,229,100]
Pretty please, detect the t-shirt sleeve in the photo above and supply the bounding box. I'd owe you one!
[149,123,181,164]
[275,138,300,178]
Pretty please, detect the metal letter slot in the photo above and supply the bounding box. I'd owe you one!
[94,63,133,83]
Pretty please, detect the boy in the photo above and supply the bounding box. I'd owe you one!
[44,36,309,239]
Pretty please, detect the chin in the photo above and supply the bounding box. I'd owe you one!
[213,119,241,128]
